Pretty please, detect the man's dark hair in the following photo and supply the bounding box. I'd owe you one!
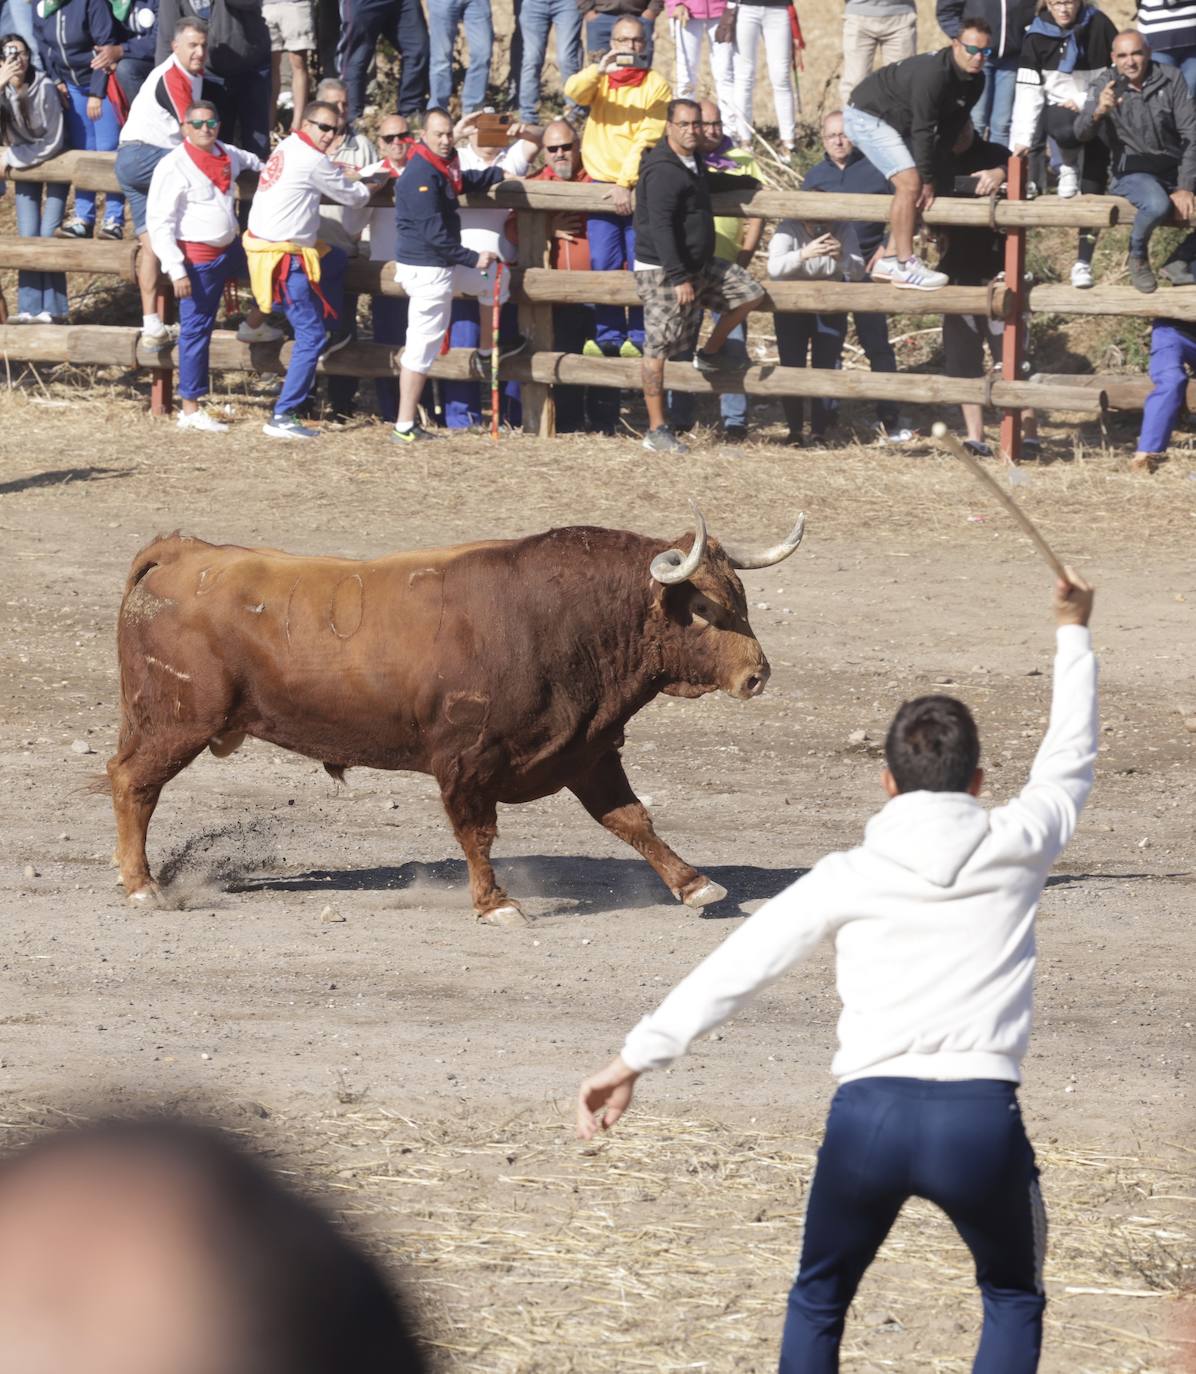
[423,106,453,125]
[884,695,980,793]
[173,16,207,39]
[958,15,994,36]
[184,99,220,121]
[667,98,701,124]
[301,100,342,126]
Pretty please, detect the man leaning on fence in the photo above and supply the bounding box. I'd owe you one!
[244,97,376,441]
[146,97,281,433]
[631,97,762,454]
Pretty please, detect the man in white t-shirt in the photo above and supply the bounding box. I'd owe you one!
[577,573,1099,1374]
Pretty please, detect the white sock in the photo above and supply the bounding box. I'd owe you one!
[143,313,162,332]
[478,347,493,358]
[396,419,414,432]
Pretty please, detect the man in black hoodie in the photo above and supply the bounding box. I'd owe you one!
[632,97,761,453]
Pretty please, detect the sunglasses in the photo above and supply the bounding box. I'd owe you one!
[306,118,339,134]
[702,119,723,126]
[960,41,993,54]
[378,132,413,144]
[545,141,575,152]
[187,118,219,130]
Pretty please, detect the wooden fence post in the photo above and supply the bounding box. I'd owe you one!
[999,155,1027,463]
[150,273,175,418]
[516,210,555,437]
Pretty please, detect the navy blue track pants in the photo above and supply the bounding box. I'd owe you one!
[780,1078,1046,1374]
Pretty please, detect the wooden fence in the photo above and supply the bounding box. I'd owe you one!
[0,150,1166,455]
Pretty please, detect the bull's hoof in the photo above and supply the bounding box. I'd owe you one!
[681,879,728,909]
[127,883,162,908]
[476,903,532,928]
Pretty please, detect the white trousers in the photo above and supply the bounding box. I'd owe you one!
[394,263,453,375]
[732,3,795,146]
[672,16,735,128]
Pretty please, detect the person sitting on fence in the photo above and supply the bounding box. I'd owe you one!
[631,97,762,454]
[244,98,376,441]
[0,31,67,323]
[768,207,866,447]
[1009,0,1116,291]
[938,0,1032,149]
[1075,29,1196,293]
[115,16,208,350]
[527,116,620,433]
[90,0,160,110]
[365,112,412,425]
[665,0,733,128]
[146,98,282,433]
[34,0,125,242]
[843,17,990,290]
[1132,316,1196,473]
[390,106,505,444]
[802,108,913,444]
[440,108,540,429]
[934,125,1039,457]
[564,17,670,360]
[668,98,762,442]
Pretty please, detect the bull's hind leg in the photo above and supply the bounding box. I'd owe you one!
[569,751,727,909]
[107,732,208,905]
[436,777,529,928]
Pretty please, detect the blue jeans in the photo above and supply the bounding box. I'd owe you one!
[1139,320,1196,453]
[780,1078,1045,1374]
[115,140,170,236]
[669,314,747,428]
[1154,45,1196,98]
[274,246,348,417]
[371,291,409,422]
[428,0,492,111]
[14,180,68,317]
[439,299,521,428]
[115,53,153,105]
[584,11,653,63]
[340,0,429,117]
[972,55,1018,148]
[178,242,248,399]
[587,205,643,349]
[1111,170,1196,258]
[775,311,847,437]
[63,83,124,227]
[518,0,582,122]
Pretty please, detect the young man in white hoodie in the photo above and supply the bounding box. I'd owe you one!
[577,570,1097,1374]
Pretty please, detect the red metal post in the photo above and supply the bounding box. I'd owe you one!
[150,280,174,417]
[999,154,1027,463]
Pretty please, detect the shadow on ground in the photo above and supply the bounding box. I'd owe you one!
[0,465,132,495]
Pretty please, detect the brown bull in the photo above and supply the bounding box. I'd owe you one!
[107,506,804,924]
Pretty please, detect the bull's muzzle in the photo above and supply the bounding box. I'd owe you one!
[733,662,770,700]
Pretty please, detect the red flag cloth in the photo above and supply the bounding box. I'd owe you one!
[408,141,464,195]
[787,5,805,69]
[605,64,649,88]
[106,70,129,124]
[181,138,232,193]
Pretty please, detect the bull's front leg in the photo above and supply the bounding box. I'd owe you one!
[436,773,530,928]
[569,751,727,909]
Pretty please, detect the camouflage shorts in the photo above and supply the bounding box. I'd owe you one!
[633,257,764,359]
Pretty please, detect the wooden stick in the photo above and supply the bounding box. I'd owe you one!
[490,262,503,442]
[931,422,1068,579]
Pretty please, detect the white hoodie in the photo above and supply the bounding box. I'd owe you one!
[621,625,1098,1085]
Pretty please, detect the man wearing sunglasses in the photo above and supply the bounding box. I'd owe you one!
[365,114,413,425]
[844,17,991,289]
[146,99,282,432]
[244,98,378,439]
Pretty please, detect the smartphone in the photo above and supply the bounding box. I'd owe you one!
[3,44,24,59]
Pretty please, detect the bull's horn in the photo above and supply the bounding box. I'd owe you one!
[649,501,708,585]
[722,513,806,570]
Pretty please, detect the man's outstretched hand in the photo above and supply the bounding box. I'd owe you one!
[577,1054,640,1139]
[1055,569,1094,628]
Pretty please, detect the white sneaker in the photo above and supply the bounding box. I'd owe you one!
[237,319,284,343]
[33,311,54,324]
[140,323,177,350]
[11,311,36,324]
[177,409,229,432]
[1057,165,1080,198]
[263,413,319,440]
[873,254,949,290]
[876,422,916,444]
[1069,259,1095,289]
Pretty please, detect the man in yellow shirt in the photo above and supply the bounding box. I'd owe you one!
[564,16,670,356]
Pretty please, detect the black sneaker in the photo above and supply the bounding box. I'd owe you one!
[963,439,994,458]
[1129,256,1158,294]
[55,217,93,239]
[469,350,493,381]
[693,347,745,375]
[97,221,124,241]
[391,423,438,444]
[1161,258,1196,286]
[720,424,748,442]
[642,425,688,454]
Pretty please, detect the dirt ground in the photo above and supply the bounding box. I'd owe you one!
[0,385,1192,1370]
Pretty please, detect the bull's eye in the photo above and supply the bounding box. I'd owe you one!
[692,601,709,621]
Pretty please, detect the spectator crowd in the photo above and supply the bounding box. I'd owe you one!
[0,0,1194,465]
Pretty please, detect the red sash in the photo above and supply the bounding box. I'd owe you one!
[182,138,232,193]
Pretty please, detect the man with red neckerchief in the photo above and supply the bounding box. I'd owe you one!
[244,97,377,440]
[146,97,281,433]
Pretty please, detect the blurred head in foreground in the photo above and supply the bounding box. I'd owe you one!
[0,1116,426,1374]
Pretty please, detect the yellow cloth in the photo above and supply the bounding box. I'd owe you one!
[713,148,761,262]
[242,232,330,313]
[563,63,671,188]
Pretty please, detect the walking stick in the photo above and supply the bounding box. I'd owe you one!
[931,422,1068,579]
[490,262,504,442]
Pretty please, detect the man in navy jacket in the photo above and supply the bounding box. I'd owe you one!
[802,109,911,443]
[390,107,508,443]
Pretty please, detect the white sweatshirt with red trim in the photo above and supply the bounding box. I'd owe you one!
[246,133,371,248]
[621,625,1098,1086]
[118,54,201,149]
